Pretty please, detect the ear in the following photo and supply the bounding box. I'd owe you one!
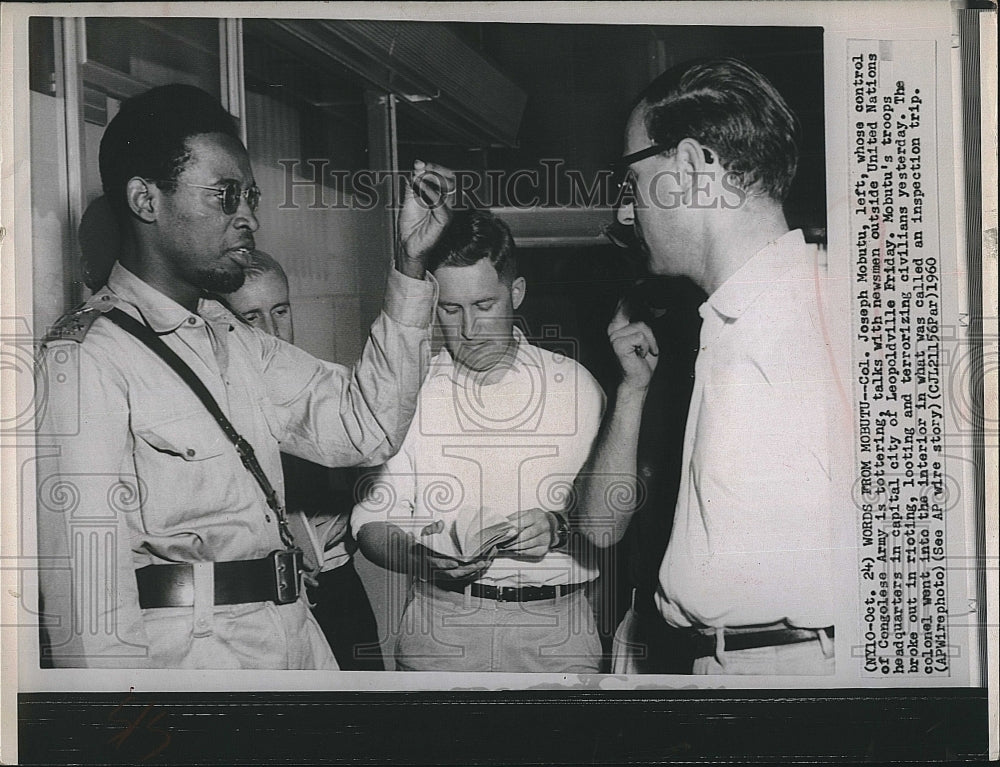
[674,138,715,203]
[510,276,526,310]
[126,177,158,223]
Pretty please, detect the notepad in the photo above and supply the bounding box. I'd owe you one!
[449,508,517,561]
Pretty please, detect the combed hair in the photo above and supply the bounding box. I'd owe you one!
[215,250,288,316]
[243,250,287,282]
[425,209,517,284]
[637,58,799,201]
[99,84,239,223]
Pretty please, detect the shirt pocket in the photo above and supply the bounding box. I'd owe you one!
[134,415,229,461]
[132,415,238,534]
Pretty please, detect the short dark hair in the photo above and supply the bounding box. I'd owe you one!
[637,58,798,201]
[99,84,240,223]
[425,209,518,284]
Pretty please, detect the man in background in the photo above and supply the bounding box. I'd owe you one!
[219,250,384,670]
[352,209,605,672]
[577,58,847,675]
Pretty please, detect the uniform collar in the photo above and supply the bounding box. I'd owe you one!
[701,229,806,323]
[429,326,542,384]
[105,262,206,333]
[199,297,240,325]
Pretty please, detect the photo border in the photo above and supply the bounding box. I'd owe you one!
[2,1,994,763]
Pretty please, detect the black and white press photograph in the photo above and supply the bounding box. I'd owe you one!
[1,2,992,764]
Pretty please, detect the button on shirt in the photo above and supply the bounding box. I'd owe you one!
[36,261,435,667]
[656,230,846,629]
[351,329,605,587]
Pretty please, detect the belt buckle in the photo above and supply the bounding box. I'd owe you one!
[269,549,303,605]
[495,585,510,603]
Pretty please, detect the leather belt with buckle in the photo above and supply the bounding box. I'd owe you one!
[690,624,835,658]
[136,550,303,608]
[432,579,585,603]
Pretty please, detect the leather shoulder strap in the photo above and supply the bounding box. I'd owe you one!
[104,307,296,549]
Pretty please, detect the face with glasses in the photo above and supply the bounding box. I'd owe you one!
[614,107,705,279]
[143,132,260,295]
[181,180,261,216]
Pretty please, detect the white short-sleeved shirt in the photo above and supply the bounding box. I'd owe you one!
[352,329,605,586]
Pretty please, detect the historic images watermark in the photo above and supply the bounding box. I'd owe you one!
[273,159,750,212]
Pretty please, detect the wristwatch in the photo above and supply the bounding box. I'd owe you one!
[550,512,571,550]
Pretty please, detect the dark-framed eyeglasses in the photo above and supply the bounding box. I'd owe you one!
[609,144,672,209]
[181,181,261,215]
[616,143,713,169]
[616,143,675,169]
[610,144,714,208]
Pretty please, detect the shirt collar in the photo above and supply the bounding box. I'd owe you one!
[701,229,807,322]
[199,297,240,325]
[105,262,205,333]
[429,326,542,383]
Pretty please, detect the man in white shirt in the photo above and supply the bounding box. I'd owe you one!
[577,58,847,675]
[352,209,605,672]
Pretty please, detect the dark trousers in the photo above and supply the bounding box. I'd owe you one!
[307,560,385,671]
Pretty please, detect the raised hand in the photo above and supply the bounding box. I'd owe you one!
[608,300,659,391]
[396,160,457,278]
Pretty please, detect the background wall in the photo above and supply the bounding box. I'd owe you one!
[244,89,392,365]
[30,91,71,337]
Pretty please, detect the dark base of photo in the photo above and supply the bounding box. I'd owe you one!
[18,689,989,765]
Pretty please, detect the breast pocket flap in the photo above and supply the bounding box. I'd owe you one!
[135,416,229,461]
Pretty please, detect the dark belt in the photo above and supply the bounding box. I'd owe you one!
[431,579,586,603]
[136,550,303,609]
[690,624,834,658]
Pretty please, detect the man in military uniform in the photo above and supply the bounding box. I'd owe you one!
[35,83,452,669]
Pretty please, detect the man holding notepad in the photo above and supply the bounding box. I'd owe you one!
[351,209,605,673]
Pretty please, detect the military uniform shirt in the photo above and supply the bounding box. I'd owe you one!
[36,261,435,668]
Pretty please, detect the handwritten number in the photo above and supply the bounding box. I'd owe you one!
[141,709,172,761]
[108,694,172,761]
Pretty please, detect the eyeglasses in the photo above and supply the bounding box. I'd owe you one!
[617,143,675,169]
[610,144,714,208]
[610,144,672,207]
[181,181,261,215]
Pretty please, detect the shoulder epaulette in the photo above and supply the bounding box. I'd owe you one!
[41,293,119,346]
